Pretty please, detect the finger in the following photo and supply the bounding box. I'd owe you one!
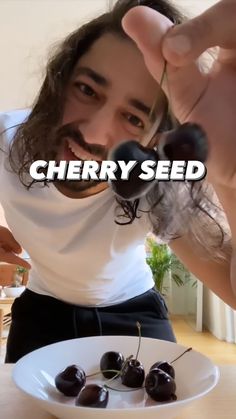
[122,6,208,122]
[122,6,170,84]
[0,248,31,269]
[0,226,22,254]
[163,0,236,66]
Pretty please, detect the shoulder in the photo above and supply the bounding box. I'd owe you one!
[0,108,30,146]
[0,108,31,167]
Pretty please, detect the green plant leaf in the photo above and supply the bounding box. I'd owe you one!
[146,238,193,294]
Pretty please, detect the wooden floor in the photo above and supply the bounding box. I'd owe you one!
[172,316,236,365]
[1,316,236,364]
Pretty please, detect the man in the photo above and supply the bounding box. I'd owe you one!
[0,0,235,363]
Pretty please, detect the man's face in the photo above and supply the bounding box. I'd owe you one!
[57,33,162,197]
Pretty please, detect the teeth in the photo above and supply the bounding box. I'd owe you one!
[67,139,97,161]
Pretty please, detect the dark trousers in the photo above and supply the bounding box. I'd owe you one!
[5,288,176,363]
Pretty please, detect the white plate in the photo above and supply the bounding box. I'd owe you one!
[13,336,219,419]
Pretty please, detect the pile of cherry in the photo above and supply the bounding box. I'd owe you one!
[55,323,192,408]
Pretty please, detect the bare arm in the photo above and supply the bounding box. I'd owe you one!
[169,234,236,310]
[169,183,236,309]
[213,185,236,298]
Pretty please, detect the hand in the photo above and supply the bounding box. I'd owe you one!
[122,1,236,189]
[0,226,31,269]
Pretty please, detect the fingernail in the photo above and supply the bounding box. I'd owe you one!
[165,35,191,56]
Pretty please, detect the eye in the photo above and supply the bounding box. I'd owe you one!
[124,113,144,129]
[74,82,97,98]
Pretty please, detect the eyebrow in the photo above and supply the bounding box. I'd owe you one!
[75,66,110,87]
[75,66,153,118]
[128,99,151,117]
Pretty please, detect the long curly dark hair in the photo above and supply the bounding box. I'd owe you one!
[4,0,230,258]
[9,0,183,180]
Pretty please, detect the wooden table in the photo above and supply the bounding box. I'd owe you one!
[0,364,235,418]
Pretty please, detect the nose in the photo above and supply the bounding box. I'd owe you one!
[79,106,117,147]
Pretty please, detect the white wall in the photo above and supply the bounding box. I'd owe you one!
[0,0,218,112]
[203,289,236,342]
[0,0,108,112]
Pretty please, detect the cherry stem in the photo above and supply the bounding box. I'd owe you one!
[105,372,121,384]
[104,384,145,392]
[86,369,120,378]
[120,355,133,374]
[171,347,192,364]
[135,321,141,362]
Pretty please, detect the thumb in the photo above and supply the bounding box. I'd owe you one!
[0,226,22,254]
[0,247,31,269]
[122,6,207,122]
[163,0,236,66]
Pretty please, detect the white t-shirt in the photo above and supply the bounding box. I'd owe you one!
[0,110,154,306]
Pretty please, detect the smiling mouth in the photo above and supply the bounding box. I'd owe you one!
[62,138,103,163]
